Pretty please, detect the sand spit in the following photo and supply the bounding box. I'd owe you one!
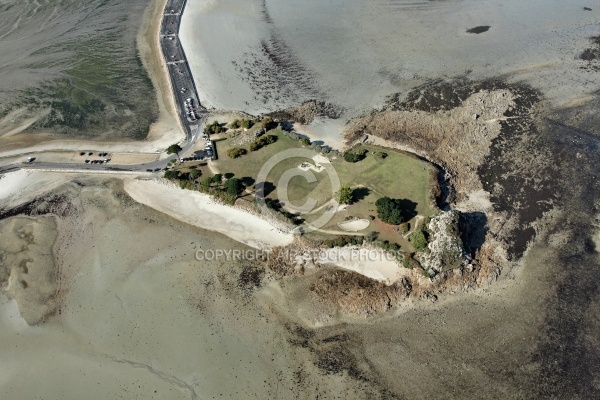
[123,177,294,249]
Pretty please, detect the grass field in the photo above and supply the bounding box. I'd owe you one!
[212,130,438,244]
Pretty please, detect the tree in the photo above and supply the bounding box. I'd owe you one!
[166,143,183,159]
[335,185,354,204]
[375,197,404,225]
[225,178,242,196]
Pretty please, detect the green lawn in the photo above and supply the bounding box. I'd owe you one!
[213,132,438,243]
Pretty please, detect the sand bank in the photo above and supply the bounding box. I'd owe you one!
[123,177,294,249]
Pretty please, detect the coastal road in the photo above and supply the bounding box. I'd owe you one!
[0,0,209,177]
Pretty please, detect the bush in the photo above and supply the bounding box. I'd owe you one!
[230,120,240,129]
[189,169,201,180]
[240,118,254,129]
[204,121,225,135]
[409,230,428,251]
[260,116,277,131]
[365,231,379,243]
[374,151,388,160]
[227,147,247,159]
[164,170,180,180]
[249,134,278,152]
[211,174,223,184]
[343,152,363,163]
[375,197,404,225]
[300,137,311,146]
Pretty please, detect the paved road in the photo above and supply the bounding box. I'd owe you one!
[0,0,208,177]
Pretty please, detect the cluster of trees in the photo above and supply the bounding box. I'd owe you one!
[375,197,405,225]
[204,121,225,135]
[249,134,277,151]
[230,118,254,129]
[343,148,368,163]
[227,147,247,159]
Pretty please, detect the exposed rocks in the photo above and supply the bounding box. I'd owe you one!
[268,100,343,124]
[416,210,471,277]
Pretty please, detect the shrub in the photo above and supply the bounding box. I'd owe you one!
[240,118,254,129]
[249,134,277,152]
[211,173,223,184]
[189,169,201,180]
[164,170,180,180]
[204,121,225,135]
[343,152,364,163]
[409,230,428,251]
[230,120,240,129]
[260,116,277,131]
[300,137,311,146]
[227,147,247,159]
[375,197,404,225]
[398,222,410,235]
[374,151,388,160]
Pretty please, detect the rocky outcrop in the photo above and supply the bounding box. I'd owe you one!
[416,210,471,277]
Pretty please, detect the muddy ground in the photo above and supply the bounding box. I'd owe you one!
[0,0,158,139]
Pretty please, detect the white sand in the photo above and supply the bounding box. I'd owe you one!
[0,170,69,210]
[319,247,402,285]
[123,178,294,249]
[339,219,370,232]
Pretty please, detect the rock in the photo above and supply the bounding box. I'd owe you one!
[416,210,471,277]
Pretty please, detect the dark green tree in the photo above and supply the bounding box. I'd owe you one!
[225,178,242,196]
[375,197,404,225]
[166,143,183,159]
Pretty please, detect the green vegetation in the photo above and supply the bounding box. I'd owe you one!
[11,25,158,138]
[376,197,405,225]
[343,149,367,163]
[322,235,364,248]
[166,143,182,156]
[260,116,277,131]
[335,185,354,205]
[300,137,311,146]
[205,121,226,135]
[409,230,428,251]
[225,178,243,196]
[227,147,247,159]
[230,118,254,129]
[164,170,180,180]
[249,134,278,152]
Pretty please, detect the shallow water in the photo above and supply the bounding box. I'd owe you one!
[182,0,600,115]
